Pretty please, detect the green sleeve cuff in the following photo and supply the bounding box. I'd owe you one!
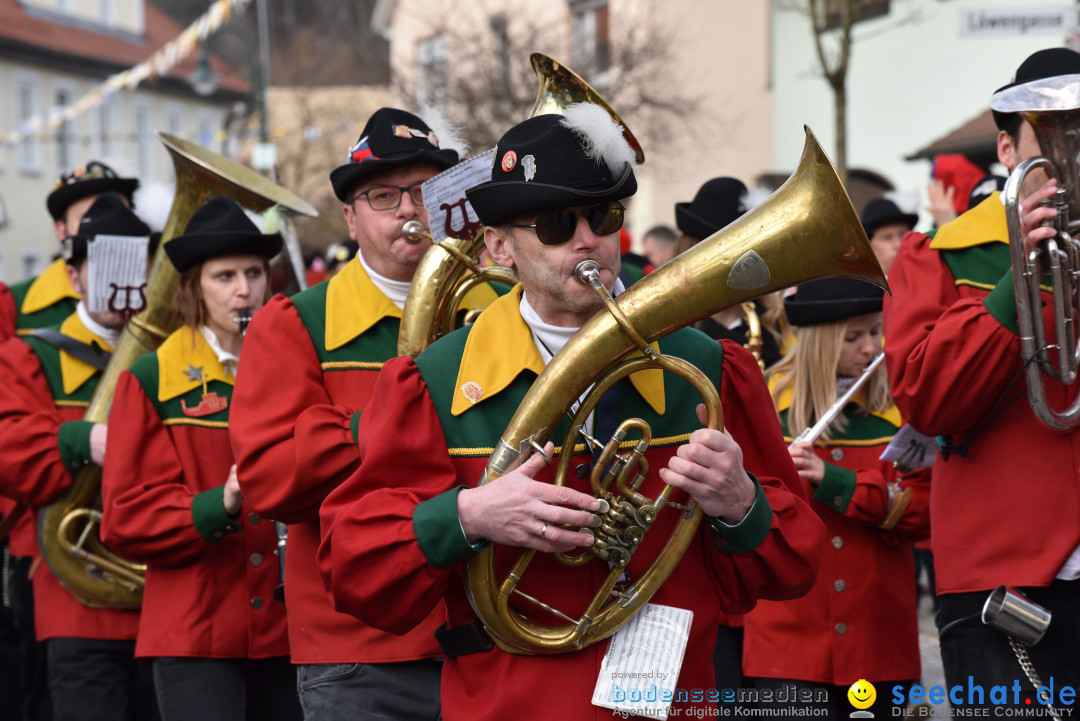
[191,486,241,543]
[350,411,362,444]
[705,474,771,554]
[414,486,488,569]
[57,420,95,471]
[813,462,858,512]
[983,269,1020,335]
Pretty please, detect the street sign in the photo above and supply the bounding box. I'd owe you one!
[961,6,1078,37]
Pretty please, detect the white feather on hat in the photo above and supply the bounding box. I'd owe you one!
[417,103,470,160]
[132,181,174,233]
[741,185,774,215]
[242,204,284,235]
[560,102,635,175]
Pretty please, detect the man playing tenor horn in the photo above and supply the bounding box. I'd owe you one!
[318,104,824,721]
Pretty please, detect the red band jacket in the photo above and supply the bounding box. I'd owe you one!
[743,382,930,685]
[230,257,494,663]
[317,287,824,721]
[883,193,1080,594]
[101,326,289,660]
[0,310,138,641]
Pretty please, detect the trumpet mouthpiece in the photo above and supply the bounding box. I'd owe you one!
[402,220,429,244]
[574,259,602,287]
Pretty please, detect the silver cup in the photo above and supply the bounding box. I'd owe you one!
[981,585,1052,646]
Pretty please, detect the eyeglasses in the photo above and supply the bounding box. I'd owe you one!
[510,202,625,246]
[349,184,424,211]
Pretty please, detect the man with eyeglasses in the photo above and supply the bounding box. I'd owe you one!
[230,107,495,721]
[317,105,823,721]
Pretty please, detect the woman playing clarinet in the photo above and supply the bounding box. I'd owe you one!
[101,196,300,721]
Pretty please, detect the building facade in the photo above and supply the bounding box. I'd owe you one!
[0,0,246,284]
[373,0,773,244]
[771,0,1078,227]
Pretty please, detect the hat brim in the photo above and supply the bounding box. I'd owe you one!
[674,202,723,240]
[165,231,284,273]
[467,163,637,226]
[864,212,918,238]
[330,148,459,202]
[784,296,883,327]
[47,178,140,220]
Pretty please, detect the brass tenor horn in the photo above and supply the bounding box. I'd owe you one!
[991,75,1080,432]
[396,52,643,357]
[466,127,887,654]
[38,133,318,609]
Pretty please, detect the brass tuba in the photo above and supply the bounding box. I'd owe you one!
[991,75,1080,432]
[466,127,887,654]
[396,52,643,357]
[38,133,318,609]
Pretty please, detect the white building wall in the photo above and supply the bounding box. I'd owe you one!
[0,60,229,281]
[772,0,1077,230]
[383,0,773,243]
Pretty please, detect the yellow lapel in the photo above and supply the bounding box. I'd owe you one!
[769,372,901,425]
[324,258,402,351]
[22,258,80,315]
[460,280,498,310]
[58,313,112,395]
[450,285,666,417]
[929,193,1006,250]
[157,327,235,402]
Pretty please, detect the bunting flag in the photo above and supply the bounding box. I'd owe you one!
[0,0,252,147]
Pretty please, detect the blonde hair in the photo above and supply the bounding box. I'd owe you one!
[768,317,891,442]
[756,291,789,346]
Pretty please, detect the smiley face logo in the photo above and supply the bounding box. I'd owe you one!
[847,679,876,710]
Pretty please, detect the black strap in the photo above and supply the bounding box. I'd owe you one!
[434,618,494,658]
[27,328,111,372]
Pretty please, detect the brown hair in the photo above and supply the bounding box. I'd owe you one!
[768,318,891,443]
[170,258,272,329]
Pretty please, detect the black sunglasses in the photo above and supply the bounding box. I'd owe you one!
[510,202,625,246]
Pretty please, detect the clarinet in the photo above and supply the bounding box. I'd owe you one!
[233,307,253,337]
[234,307,288,603]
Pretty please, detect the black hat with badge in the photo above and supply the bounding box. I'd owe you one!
[784,277,884,327]
[164,196,283,273]
[62,193,150,266]
[860,197,918,238]
[675,177,748,241]
[991,48,1080,130]
[47,161,140,221]
[466,103,638,226]
[329,108,459,203]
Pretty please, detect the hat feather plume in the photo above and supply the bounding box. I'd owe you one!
[243,204,284,234]
[417,103,470,159]
[560,103,635,174]
[741,185,773,215]
[132,181,174,233]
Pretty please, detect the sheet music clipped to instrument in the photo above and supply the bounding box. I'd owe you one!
[421,148,496,243]
[86,234,149,314]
